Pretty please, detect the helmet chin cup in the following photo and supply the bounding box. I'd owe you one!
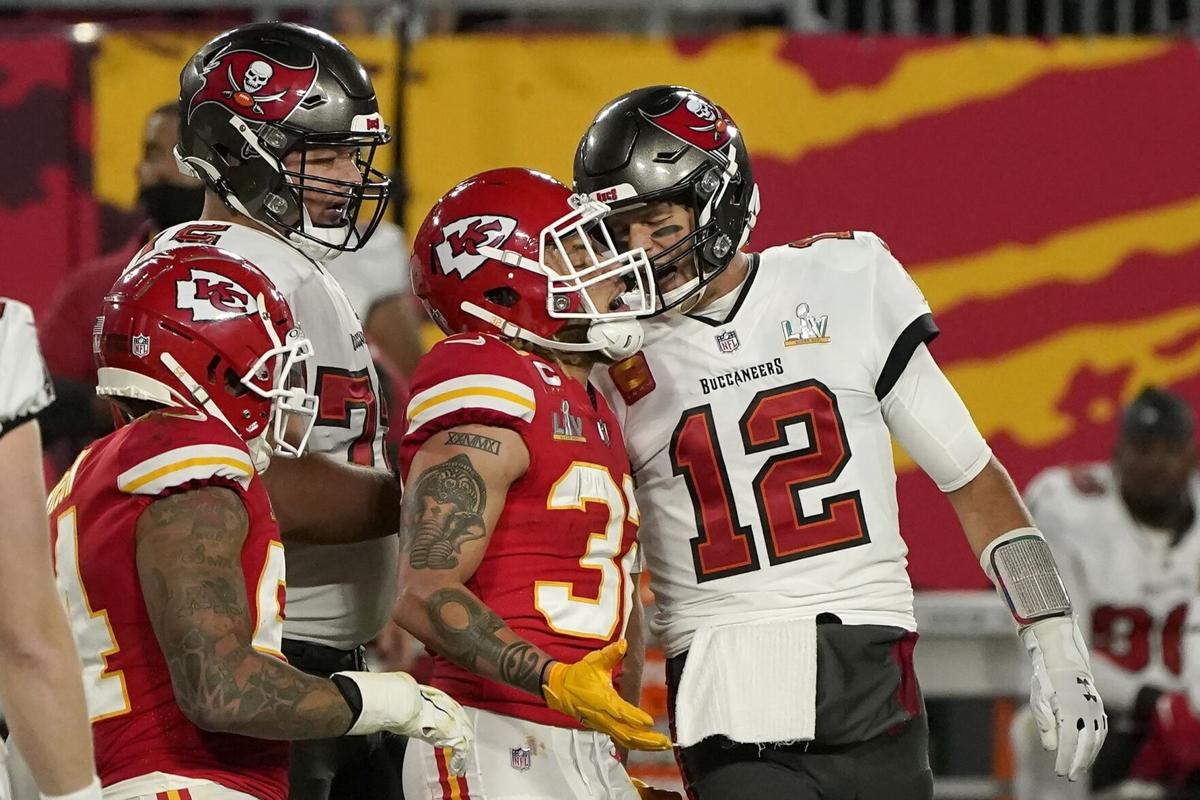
[587,320,645,361]
[247,435,274,473]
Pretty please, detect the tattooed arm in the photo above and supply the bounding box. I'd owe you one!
[395,423,554,696]
[135,485,355,739]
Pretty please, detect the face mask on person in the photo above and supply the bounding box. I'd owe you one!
[138,183,205,231]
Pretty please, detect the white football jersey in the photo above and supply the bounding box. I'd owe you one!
[1025,463,1200,712]
[597,231,937,657]
[0,298,54,438]
[138,221,399,649]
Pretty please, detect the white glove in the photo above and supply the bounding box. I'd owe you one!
[333,671,474,774]
[1020,616,1108,781]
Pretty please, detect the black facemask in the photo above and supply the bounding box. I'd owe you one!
[138,183,205,231]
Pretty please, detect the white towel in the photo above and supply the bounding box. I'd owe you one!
[673,615,818,747]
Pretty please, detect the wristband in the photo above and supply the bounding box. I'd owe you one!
[539,659,557,689]
[981,527,1072,627]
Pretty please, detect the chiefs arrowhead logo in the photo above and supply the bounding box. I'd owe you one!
[177,269,259,321]
[188,45,319,123]
[642,93,734,153]
[434,215,518,279]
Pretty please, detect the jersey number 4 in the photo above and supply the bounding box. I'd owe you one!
[53,506,286,722]
[670,379,869,583]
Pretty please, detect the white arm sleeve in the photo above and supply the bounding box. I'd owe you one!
[0,299,54,438]
[880,342,992,492]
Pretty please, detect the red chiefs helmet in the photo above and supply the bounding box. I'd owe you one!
[410,167,656,360]
[95,245,317,471]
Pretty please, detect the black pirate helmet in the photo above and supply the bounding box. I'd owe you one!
[177,22,391,260]
[573,85,759,314]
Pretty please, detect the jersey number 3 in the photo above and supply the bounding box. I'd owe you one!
[670,379,869,582]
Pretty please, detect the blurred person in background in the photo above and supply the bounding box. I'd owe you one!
[333,220,425,381]
[1013,387,1198,800]
[37,101,204,466]
[166,22,405,800]
[574,85,1106,800]
[53,251,469,800]
[0,298,102,800]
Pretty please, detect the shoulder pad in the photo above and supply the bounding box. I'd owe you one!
[770,230,891,274]
[787,231,858,250]
[405,334,538,435]
[115,411,254,495]
[150,222,313,295]
[787,230,890,251]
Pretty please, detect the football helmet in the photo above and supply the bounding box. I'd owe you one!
[410,167,656,361]
[573,85,759,314]
[95,245,317,471]
[177,22,390,261]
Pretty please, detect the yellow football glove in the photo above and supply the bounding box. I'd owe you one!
[542,640,673,751]
[629,777,684,799]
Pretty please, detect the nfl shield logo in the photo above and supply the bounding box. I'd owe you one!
[131,334,151,358]
[510,745,532,772]
[715,329,740,353]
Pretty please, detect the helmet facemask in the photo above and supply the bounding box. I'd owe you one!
[605,155,750,317]
[239,311,318,465]
[275,130,392,259]
[461,197,656,362]
[541,196,657,324]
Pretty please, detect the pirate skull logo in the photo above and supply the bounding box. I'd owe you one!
[642,91,733,152]
[686,95,717,122]
[188,46,320,123]
[243,60,274,92]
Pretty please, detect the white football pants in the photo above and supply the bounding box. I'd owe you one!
[403,707,640,800]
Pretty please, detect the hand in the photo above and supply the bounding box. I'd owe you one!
[630,777,684,799]
[1020,616,1108,780]
[408,683,475,775]
[333,671,474,774]
[542,640,672,751]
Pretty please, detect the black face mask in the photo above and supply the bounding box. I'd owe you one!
[138,183,205,231]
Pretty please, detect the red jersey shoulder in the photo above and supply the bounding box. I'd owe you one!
[403,334,544,445]
[109,410,256,497]
[408,333,543,392]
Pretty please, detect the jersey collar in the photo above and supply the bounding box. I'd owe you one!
[685,252,761,328]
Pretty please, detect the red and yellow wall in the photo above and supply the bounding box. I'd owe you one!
[13,30,1199,588]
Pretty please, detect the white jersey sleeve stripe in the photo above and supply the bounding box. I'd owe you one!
[406,374,536,432]
[117,443,254,494]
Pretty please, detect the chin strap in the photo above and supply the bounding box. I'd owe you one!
[459,301,643,361]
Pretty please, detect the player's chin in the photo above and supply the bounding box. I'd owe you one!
[308,203,349,227]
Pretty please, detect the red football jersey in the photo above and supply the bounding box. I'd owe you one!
[46,410,288,800]
[401,334,641,727]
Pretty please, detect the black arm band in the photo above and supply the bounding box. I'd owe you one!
[539,659,556,689]
[331,673,365,722]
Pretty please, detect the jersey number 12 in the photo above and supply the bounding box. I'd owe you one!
[670,379,869,582]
